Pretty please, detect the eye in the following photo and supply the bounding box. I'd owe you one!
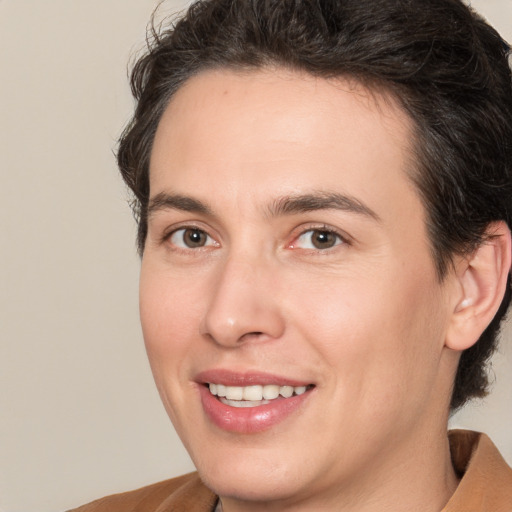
[168,228,216,249]
[291,229,344,250]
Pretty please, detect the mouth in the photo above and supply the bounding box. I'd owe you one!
[196,371,315,433]
[207,383,312,408]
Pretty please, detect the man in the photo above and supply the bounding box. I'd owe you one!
[70,0,512,510]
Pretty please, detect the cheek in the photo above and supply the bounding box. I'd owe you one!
[289,266,447,406]
[139,263,209,431]
[139,262,205,378]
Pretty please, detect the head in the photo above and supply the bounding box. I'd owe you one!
[119,0,512,411]
[118,0,512,506]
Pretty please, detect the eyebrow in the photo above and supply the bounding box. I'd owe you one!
[147,192,213,218]
[267,192,381,221]
[147,191,380,222]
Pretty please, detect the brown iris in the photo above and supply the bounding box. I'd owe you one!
[182,228,208,248]
[310,230,338,249]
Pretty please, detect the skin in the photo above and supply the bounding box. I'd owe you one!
[141,68,464,511]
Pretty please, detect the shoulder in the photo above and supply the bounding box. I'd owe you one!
[444,430,512,512]
[66,472,217,512]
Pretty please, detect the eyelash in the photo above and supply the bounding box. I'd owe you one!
[163,226,218,250]
[288,225,348,252]
[161,224,349,253]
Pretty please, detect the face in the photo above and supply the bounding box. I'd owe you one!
[141,69,457,509]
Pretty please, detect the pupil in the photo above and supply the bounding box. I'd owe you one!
[185,229,206,247]
[313,231,335,249]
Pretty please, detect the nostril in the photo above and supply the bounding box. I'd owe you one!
[237,331,265,343]
[247,331,265,338]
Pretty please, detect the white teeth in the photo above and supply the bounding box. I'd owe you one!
[294,386,306,395]
[221,398,270,408]
[262,384,280,400]
[243,385,263,401]
[225,386,244,400]
[208,383,310,402]
[280,385,293,398]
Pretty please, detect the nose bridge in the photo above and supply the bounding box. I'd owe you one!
[202,249,284,347]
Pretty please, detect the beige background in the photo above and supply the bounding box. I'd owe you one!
[0,1,510,511]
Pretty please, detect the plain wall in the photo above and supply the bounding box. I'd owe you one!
[0,1,510,511]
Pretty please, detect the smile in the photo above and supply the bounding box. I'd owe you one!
[208,383,309,408]
[197,372,314,433]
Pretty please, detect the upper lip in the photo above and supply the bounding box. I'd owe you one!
[195,369,312,387]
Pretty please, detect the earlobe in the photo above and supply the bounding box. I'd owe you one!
[446,221,511,351]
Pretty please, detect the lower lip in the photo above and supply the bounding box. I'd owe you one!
[198,385,312,434]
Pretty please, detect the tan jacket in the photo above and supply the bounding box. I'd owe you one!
[68,430,512,512]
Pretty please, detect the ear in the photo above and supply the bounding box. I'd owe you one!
[445,221,511,351]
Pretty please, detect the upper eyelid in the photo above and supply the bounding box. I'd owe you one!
[298,227,344,238]
[161,221,214,240]
[170,227,217,246]
[164,226,220,252]
[291,224,352,244]
[289,228,346,249]
[155,219,352,247]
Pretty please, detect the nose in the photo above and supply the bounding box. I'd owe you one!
[201,255,285,347]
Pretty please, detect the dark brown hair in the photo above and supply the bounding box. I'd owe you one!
[118,0,512,410]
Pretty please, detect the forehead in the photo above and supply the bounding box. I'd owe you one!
[150,68,421,227]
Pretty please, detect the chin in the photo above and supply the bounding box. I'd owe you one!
[193,449,307,504]
[200,470,302,504]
